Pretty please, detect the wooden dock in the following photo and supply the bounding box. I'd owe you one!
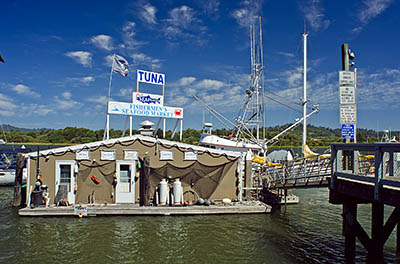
[329,143,400,263]
[19,202,271,217]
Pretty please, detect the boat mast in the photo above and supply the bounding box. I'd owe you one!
[302,32,308,149]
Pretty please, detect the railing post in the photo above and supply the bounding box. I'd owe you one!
[374,147,382,201]
[330,146,337,190]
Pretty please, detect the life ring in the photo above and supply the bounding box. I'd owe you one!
[91,175,100,184]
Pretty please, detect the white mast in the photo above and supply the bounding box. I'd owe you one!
[302,32,308,148]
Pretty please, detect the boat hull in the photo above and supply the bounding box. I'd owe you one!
[0,169,15,186]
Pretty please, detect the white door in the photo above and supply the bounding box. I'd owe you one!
[55,161,75,204]
[116,161,135,203]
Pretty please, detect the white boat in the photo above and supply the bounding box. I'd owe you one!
[199,123,262,153]
[0,148,27,186]
[0,169,15,186]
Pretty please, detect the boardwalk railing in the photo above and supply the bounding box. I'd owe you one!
[262,156,331,189]
[330,143,400,203]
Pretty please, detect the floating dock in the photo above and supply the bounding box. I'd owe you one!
[19,202,271,217]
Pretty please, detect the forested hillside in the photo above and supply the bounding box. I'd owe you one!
[0,124,388,147]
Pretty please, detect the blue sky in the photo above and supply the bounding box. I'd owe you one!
[1,0,399,132]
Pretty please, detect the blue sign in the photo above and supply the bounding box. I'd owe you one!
[341,124,354,139]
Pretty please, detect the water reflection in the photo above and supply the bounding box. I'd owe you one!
[1,187,400,263]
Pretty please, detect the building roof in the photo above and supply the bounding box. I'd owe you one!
[23,134,242,158]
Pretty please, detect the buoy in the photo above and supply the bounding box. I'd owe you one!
[91,175,100,184]
[222,198,232,205]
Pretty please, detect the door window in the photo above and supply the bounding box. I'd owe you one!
[119,164,131,193]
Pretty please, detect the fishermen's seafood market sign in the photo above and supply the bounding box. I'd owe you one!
[108,101,183,119]
[108,70,183,119]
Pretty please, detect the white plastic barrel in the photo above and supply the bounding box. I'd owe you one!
[173,179,183,205]
[159,179,168,205]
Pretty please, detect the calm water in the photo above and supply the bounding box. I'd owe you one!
[1,187,399,263]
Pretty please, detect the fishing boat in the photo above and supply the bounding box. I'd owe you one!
[196,18,267,154]
[199,123,262,153]
[197,21,318,157]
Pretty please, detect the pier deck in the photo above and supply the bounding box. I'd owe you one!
[19,202,271,217]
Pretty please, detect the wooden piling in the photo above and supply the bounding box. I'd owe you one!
[343,202,357,262]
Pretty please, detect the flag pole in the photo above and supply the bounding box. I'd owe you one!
[104,54,115,140]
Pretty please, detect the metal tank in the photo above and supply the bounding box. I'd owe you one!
[172,179,183,205]
[158,179,168,205]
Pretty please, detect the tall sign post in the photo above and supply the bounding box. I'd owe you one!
[339,44,357,143]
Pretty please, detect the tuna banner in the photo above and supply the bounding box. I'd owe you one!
[137,69,165,86]
[108,101,183,119]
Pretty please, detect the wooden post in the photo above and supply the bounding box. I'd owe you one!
[139,155,151,206]
[343,202,357,262]
[397,223,400,252]
[370,201,384,260]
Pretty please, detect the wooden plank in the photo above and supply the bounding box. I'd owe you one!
[336,172,376,184]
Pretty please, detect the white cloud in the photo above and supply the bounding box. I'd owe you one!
[300,0,330,31]
[54,95,81,110]
[140,3,157,24]
[200,0,220,18]
[0,110,14,117]
[277,52,295,58]
[23,104,54,116]
[178,77,196,86]
[11,84,40,98]
[65,51,92,67]
[0,93,17,113]
[90,35,114,51]
[131,53,162,70]
[121,21,144,49]
[67,76,95,85]
[195,79,225,90]
[232,0,263,28]
[87,96,108,104]
[358,0,393,24]
[163,5,207,46]
[352,0,393,33]
[119,88,132,97]
[81,76,95,84]
[62,91,72,99]
[168,6,196,29]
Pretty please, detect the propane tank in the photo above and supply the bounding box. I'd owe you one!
[159,179,168,205]
[173,179,183,205]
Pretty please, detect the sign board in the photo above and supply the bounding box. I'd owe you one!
[124,150,138,160]
[160,150,173,160]
[76,149,90,160]
[341,124,355,139]
[108,101,183,119]
[101,150,116,161]
[137,69,165,86]
[340,104,357,124]
[339,71,355,86]
[339,86,356,104]
[184,151,197,160]
[133,92,164,106]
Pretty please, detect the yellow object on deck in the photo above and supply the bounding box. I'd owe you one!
[252,154,265,164]
[302,144,318,158]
